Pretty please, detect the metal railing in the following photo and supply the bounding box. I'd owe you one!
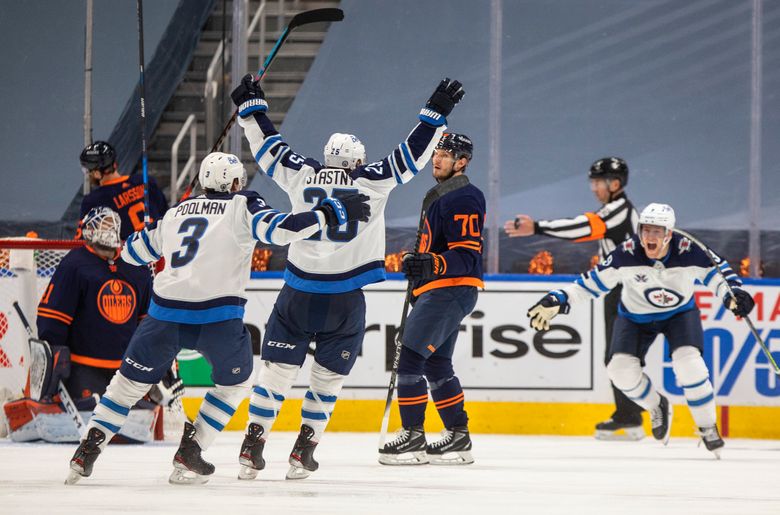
[170,113,197,203]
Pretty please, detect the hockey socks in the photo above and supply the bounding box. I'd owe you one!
[430,376,468,429]
[86,372,151,445]
[248,385,285,437]
[397,378,428,427]
[672,346,717,428]
[301,389,336,439]
[194,381,250,451]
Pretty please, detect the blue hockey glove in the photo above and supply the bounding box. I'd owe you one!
[724,287,754,317]
[401,253,445,280]
[317,193,371,227]
[527,290,570,331]
[231,73,268,117]
[419,78,465,126]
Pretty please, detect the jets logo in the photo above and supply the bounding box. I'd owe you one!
[96,279,137,324]
[644,287,684,308]
[679,238,692,254]
[634,273,648,283]
[622,239,635,255]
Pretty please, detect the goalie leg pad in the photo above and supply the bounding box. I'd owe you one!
[607,353,660,412]
[3,398,64,442]
[194,377,252,451]
[672,346,716,428]
[85,371,151,447]
[301,362,346,440]
[247,361,299,436]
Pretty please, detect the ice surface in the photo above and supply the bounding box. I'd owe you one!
[1,432,778,514]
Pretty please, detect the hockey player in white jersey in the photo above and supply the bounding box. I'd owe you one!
[65,152,369,485]
[230,74,464,479]
[527,203,755,458]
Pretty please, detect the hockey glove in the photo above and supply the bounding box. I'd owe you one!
[317,193,371,227]
[527,290,570,331]
[421,78,465,122]
[724,287,755,317]
[401,253,445,280]
[231,73,268,117]
[148,370,184,407]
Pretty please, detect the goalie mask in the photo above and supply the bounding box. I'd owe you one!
[199,152,247,192]
[323,133,365,170]
[81,207,122,250]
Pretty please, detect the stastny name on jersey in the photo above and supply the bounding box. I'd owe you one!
[174,201,227,217]
[304,169,354,186]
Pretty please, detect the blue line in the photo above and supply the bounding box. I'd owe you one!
[590,269,610,293]
[264,213,286,244]
[205,393,235,417]
[576,277,600,298]
[687,393,714,407]
[93,418,121,434]
[125,238,146,265]
[682,378,709,389]
[400,143,419,175]
[139,230,160,260]
[99,396,129,417]
[301,409,329,421]
[200,413,225,432]
[249,404,276,418]
[305,391,337,403]
[253,386,284,402]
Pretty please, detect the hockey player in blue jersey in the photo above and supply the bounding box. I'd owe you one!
[230,75,464,479]
[65,152,369,485]
[378,133,485,466]
[527,203,755,458]
[3,207,158,443]
[79,141,169,239]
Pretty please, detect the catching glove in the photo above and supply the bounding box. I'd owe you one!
[724,287,755,317]
[317,193,371,227]
[527,291,570,331]
[401,253,445,281]
[231,73,268,117]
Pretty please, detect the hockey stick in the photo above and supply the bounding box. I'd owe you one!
[136,0,151,227]
[11,302,86,437]
[673,228,780,375]
[378,174,471,449]
[178,7,345,201]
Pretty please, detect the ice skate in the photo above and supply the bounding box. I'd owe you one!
[286,424,319,480]
[697,425,724,459]
[594,415,645,441]
[168,422,214,485]
[238,423,266,480]
[650,395,672,445]
[65,427,106,485]
[426,425,474,465]
[378,425,428,465]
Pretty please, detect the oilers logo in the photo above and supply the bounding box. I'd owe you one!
[644,287,684,308]
[96,279,137,324]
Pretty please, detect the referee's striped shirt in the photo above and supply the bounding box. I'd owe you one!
[534,193,638,258]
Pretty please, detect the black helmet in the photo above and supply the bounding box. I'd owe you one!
[80,140,116,172]
[436,133,473,160]
[589,156,628,186]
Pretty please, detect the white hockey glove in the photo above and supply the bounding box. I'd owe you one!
[148,373,184,407]
[527,290,570,331]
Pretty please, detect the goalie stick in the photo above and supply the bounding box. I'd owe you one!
[378,174,471,449]
[673,228,780,375]
[11,302,86,437]
[179,7,345,201]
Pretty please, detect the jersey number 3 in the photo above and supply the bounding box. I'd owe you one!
[171,217,208,268]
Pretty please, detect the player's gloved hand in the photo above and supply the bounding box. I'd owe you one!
[317,193,371,227]
[419,79,465,126]
[401,253,445,280]
[231,73,268,117]
[527,290,570,331]
[148,369,184,407]
[724,287,754,317]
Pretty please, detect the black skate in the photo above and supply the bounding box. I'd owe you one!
[169,422,215,485]
[378,425,428,466]
[650,395,673,445]
[65,427,106,485]
[594,415,645,441]
[238,423,266,480]
[286,424,319,480]
[426,425,474,465]
[697,425,724,459]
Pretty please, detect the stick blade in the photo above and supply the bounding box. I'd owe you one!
[289,8,344,29]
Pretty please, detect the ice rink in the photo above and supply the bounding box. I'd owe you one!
[1,432,778,514]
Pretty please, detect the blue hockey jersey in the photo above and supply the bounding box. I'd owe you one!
[37,246,152,368]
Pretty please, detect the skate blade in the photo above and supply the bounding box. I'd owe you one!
[168,467,210,485]
[238,465,259,480]
[428,450,474,466]
[64,470,83,485]
[285,464,312,480]
[594,427,645,441]
[377,451,429,466]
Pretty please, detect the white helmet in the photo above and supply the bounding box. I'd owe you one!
[639,203,676,231]
[323,133,365,169]
[199,152,247,192]
[82,207,121,249]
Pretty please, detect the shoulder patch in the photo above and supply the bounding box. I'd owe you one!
[622,239,635,255]
[678,237,692,254]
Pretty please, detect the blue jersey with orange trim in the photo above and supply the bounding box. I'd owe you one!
[80,174,169,240]
[37,246,152,367]
[412,178,486,297]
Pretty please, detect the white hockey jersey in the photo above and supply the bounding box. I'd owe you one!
[121,191,326,323]
[237,109,445,293]
[561,234,742,323]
